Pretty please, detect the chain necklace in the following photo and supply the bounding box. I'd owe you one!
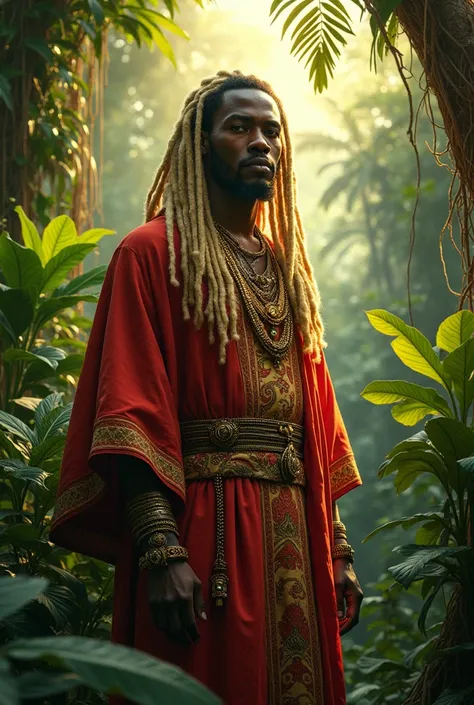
[214,222,294,366]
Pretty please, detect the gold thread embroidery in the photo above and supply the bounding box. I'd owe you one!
[330,453,361,499]
[51,473,105,528]
[92,415,185,497]
[184,451,305,486]
[262,484,323,704]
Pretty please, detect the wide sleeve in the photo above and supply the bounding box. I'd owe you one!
[316,354,362,501]
[50,240,184,564]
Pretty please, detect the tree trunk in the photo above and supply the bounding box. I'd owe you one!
[397,0,474,303]
[403,585,474,705]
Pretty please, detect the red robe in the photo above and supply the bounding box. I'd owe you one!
[50,216,361,705]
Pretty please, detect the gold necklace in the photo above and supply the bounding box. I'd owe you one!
[215,222,294,366]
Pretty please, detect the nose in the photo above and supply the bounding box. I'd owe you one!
[248,129,270,154]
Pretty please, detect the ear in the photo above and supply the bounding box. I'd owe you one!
[201,131,209,156]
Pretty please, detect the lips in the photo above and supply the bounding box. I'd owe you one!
[243,157,273,171]
[242,159,274,174]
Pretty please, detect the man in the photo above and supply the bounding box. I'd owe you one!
[51,70,363,705]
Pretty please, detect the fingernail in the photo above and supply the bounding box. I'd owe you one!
[201,611,207,620]
[337,611,343,618]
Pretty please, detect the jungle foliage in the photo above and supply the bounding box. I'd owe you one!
[0,210,218,704]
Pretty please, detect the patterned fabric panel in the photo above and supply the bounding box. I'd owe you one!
[261,484,323,705]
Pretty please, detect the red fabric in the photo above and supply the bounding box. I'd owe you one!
[51,216,361,705]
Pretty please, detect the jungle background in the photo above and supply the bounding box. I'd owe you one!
[1,0,471,703]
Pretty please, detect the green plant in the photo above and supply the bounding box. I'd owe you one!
[0,574,220,705]
[361,308,474,703]
[345,574,438,705]
[0,207,118,703]
[0,0,200,237]
[0,206,114,412]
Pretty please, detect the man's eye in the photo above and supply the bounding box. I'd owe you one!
[267,130,280,138]
[231,125,246,132]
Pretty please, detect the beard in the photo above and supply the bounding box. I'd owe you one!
[208,145,276,202]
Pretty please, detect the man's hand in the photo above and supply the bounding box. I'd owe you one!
[148,560,207,644]
[333,558,363,636]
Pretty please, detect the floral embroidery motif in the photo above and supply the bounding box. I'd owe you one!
[330,452,361,499]
[262,484,323,705]
[92,415,185,498]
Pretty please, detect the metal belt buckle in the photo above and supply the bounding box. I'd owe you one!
[208,419,240,450]
[278,423,301,483]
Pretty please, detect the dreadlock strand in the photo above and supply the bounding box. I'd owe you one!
[144,70,325,363]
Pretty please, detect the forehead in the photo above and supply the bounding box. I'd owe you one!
[213,88,281,125]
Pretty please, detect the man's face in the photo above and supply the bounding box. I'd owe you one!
[202,88,283,202]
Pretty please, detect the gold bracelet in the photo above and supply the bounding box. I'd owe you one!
[130,512,176,531]
[138,545,189,571]
[135,523,178,544]
[332,543,354,562]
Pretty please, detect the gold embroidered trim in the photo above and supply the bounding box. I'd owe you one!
[330,452,361,499]
[51,472,105,529]
[184,451,305,486]
[262,484,323,704]
[91,415,185,498]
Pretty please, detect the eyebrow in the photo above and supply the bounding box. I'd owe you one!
[224,113,281,128]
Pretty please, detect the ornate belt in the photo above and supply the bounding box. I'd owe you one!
[180,417,304,484]
[179,417,305,607]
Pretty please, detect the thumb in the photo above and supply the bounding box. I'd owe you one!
[193,580,207,621]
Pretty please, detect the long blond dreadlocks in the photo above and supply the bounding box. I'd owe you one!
[145,70,325,364]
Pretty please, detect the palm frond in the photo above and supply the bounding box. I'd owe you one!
[270,0,357,92]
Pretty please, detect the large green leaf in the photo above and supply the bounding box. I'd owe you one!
[391,400,443,426]
[0,659,18,705]
[42,215,78,263]
[41,243,96,293]
[7,637,221,705]
[436,310,474,353]
[0,575,48,621]
[386,431,430,458]
[78,227,115,244]
[29,436,65,466]
[0,410,35,443]
[57,353,84,376]
[366,310,448,387]
[0,459,49,486]
[0,287,35,336]
[34,393,63,428]
[55,264,107,296]
[380,449,447,493]
[16,671,84,700]
[34,404,71,443]
[425,418,474,475]
[389,545,469,589]
[361,380,452,416]
[14,206,43,261]
[443,338,474,417]
[0,234,43,299]
[3,346,66,370]
[415,520,444,545]
[35,294,99,328]
[363,513,446,543]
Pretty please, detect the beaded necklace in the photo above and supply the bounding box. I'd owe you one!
[214,222,294,366]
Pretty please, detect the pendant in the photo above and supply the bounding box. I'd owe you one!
[269,327,278,339]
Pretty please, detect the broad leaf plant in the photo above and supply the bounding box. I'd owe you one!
[361,309,474,704]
